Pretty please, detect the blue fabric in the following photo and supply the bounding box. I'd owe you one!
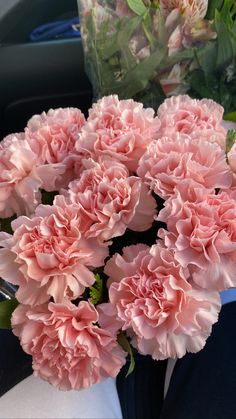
[220,288,236,305]
[29,17,80,42]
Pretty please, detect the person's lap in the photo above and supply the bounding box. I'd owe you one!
[117,290,236,419]
[1,290,236,418]
[0,375,122,419]
[161,301,236,419]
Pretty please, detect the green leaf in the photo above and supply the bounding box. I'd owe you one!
[195,42,217,76]
[187,68,223,102]
[226,129,236,152]
[206,0,224,20]
[0,299,18,329]
[224,111,236,122]
[96,18,120,61]
[117,16,142,70]
[99,32,119,60]
[126,0,147,16]
[215,9,236,69]
[97,16,140,76]
[89,274,103,305]
[141,8,156,48]
[157,47,194,72]
[135,82,166,108]
[219,0,236,24]
[109,46,166,98]
[118,332,135,377]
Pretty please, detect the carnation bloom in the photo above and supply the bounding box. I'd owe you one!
[65,158,156,241]
[157,179,210,225]
[0,197,108,305]
[223,186,236,200]
[0,133,43,217]
[159,188,236,291]
[25,108,86,190]
[158,95,227,149]
[12,300,126,390]
[137,134,232,199]
[102,243,220,360]
[76,95,161,172]
[227,140,236,185]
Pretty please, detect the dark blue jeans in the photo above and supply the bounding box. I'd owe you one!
[117,302,236,419]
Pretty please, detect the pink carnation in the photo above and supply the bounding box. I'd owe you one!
[228,141,236,185]
[158,95,227,149]
[12,300,126,390]
[137,134,232,199]
[223,186,236,200]
[0,197,108,305]
[25,108,86,190]
[103,243,220,360]
[0,133,43,217]
[159,189,236,291]
[157,179,210,225]
[76,95,161,172]
[65,158,156,241]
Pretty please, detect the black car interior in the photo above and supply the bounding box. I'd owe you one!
[0,0,92,138]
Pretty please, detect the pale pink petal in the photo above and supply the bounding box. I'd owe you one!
[12,301,126,390]
[105,242,220,360]
[76,95,161,172]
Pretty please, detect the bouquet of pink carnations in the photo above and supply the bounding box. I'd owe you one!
[0,94,236,391]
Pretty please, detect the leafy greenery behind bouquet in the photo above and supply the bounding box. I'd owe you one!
[78,0,236,117]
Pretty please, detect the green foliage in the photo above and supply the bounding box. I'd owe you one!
[215,10,236,69]
[126,0,147,16]
[89,274,103,305]
[84,2,169,103]
[135,82,166,109]
[109,46,166,98]
[187,66,236,114]
[207,0,236,20]
[224,111,236,122]
[195,42,217,76]
[226,129,236,152]
[0,299,18,329]
[206,0,224,20]
[118,332,135,377]
[188,2,236,114]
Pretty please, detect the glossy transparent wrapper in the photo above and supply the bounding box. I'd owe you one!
[77,0,218,108]
[79,1,177,107]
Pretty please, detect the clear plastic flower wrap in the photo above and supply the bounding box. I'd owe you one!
[78,0,236,112]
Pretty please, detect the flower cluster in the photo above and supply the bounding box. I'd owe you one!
[0,94,236,391]
[78,0,236,115]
